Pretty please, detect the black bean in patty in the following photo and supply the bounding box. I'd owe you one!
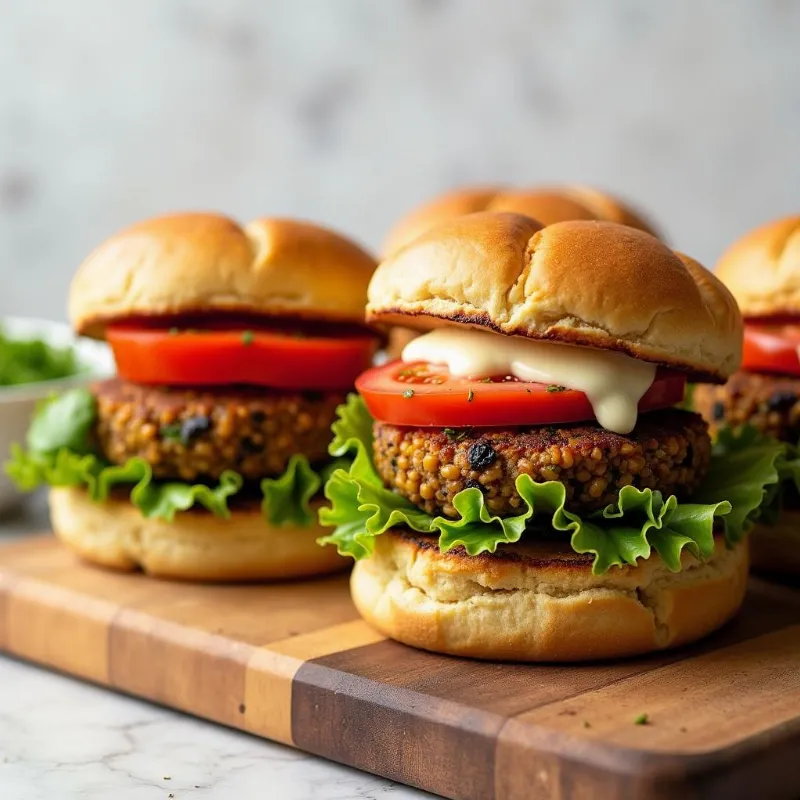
[373,410,711,518]
[468,441,497,470]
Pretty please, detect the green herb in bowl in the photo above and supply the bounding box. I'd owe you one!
[0,329,81,387]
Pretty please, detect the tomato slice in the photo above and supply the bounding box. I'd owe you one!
[356,361,686,427]
[107,325,378,390]
[742,326,800,376]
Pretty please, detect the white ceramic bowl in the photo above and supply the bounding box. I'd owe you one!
[0,317,114,515]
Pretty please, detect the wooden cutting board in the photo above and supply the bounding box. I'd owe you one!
[1,536,799,800]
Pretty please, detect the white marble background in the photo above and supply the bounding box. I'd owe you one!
[0,656,424,800]
[1,0,799,321]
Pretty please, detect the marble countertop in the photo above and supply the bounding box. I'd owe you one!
[0,495,428,800]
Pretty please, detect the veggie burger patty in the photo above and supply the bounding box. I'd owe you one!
[93,378,345,481]
[373,409,711,517]
[693,371,800,443]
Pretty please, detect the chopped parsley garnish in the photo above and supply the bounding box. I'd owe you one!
[480,377,492,383]
[443,427,471,442]
[546,385,566,393]
[634,713,649,726]
[241,330,255,346]
[402,389,415,399]
[160,423,183,442]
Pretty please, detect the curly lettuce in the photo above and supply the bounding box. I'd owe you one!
[6,443,243,521]
[6,388,333,526]
[261,454,349,527]
[711,425,800,527]
[319,396,783,574]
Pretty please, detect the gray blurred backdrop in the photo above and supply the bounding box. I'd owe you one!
[1,1,798,321]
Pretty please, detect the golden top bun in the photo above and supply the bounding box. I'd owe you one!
[714,215,800,318]
[368,213,742,381]
[351,530,748,661]
[382,184,659,256]
[69,213,378,337]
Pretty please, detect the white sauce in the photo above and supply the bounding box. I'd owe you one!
[402,328,656,434]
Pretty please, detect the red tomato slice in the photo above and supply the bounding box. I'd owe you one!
[356,361,686,428]
[107,325,378,390]
[742,326,800,376]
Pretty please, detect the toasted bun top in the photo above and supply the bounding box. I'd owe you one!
[382,184,659,256]
[367,213,742,381]
[69,213,378,337]
[714,215,800,318]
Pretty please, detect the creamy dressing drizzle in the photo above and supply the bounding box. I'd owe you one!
[402,328,656,434]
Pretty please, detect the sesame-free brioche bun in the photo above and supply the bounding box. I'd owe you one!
[714,215,800,318]
[351,530,748,662]
[369,213,742,382]
[749,513,800,577]
[69,213,378,338]
[49,487,347,582]
[382,185,659,256]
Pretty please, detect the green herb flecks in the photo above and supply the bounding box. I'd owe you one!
[402,389,415,399]
[634,713,649,726]
[546,385,566,393]
[443,427,472,442]
[160,423,183,443]
[241,330,255,346]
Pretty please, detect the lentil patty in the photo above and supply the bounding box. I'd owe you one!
[693,371,800,442]
[93,379,344,481]
[373,410,711,518]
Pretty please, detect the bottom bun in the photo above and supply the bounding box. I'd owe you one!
[351,531,749,661]
[49,487,346,582]
[750,511,800,576]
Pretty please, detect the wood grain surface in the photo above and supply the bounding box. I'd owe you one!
[1,535,799,800]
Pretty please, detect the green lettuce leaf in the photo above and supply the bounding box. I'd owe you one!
[710,425,800,527]
[27,388,96,454]
[319,396,783,574]
[6,444,243,522]
[261,454,344,527]
[6,389,338,527]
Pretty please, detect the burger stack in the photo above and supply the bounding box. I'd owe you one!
[6,197,792,665]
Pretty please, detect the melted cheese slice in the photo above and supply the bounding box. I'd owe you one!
[402,328,656,434]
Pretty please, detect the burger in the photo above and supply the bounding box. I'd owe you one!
[7,212,379,581]
[382,184,659,258]
[320,212,781,661]
[693,215,800,575]
[382,184,659,357]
